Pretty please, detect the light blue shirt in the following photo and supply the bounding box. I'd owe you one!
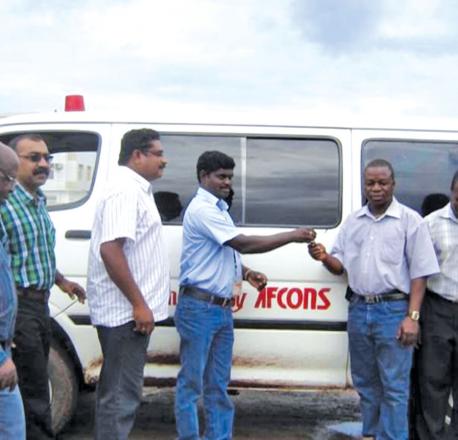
[0,235,16,366]
[331,197,439,296]
[425,203,458,301]
[180,187,242,298]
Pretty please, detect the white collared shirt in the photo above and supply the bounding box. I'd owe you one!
[87,166,170,327]
[331,197,439,295]
[425,203,458,301]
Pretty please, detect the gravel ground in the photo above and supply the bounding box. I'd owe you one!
[60,387,361,439]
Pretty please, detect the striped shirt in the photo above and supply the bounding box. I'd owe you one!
[0,184,56,290]
[87,166,170,327]
[425,203,458,301]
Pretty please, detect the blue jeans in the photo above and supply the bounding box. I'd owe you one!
[175,294,235,440]
[348,297,413,440]
[0,348,26,440]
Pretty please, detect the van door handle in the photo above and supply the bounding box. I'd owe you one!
[65,230,91,240]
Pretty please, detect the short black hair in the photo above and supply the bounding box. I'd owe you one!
[196,151,235,182]
[9,134,46,151]
[118,128,160,165]
[421,193,449,217]
[365,158,395,181]
[450,170,458,191]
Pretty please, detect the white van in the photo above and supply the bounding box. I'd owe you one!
[0,108,456,432]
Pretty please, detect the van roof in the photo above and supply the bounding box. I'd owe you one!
[0,110,456,133]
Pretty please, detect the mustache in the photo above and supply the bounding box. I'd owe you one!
[33,167,50,176]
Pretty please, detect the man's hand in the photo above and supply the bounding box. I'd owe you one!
[308,242,328,261]
[0,358,18,391]
[294,228,317,243]
[246,270,268,292]
[396,317,419,346]
[58,278,86,303]
[133,304,155,335]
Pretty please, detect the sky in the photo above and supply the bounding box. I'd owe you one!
[1,0,458,125]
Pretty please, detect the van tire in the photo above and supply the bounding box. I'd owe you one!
[48,341,79,434]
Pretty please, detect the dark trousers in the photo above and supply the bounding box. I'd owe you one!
[13,295,54,440]
[95,321,150,440]
[415,290,458,440]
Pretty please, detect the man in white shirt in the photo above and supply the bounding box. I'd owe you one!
[415,171,458,439]
[87,128,169,440]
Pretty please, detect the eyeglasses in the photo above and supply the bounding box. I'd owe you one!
[18,153,54,163]
[0,170,16,185]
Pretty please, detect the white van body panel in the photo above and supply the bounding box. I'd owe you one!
[3,113,457,393]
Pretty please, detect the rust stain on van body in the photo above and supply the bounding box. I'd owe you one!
[83,352,338,391]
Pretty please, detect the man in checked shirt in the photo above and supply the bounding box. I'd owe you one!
[414,171,458,439]
[0,134,85,440]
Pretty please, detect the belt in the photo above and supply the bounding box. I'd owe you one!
[180,285,234,308]
[427,288,458,304]
[16,287,50,303]
[351,291,408,304]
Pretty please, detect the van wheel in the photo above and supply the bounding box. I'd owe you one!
[48,341,79,434]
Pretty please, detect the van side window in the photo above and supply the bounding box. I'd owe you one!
[155,135,242,223]
[363,139,458,215]
[155,134,341,227]
[245,137,340,227]
[0,131,100,210]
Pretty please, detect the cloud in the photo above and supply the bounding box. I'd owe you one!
[292,0,381,53]
[292,0,458,56]
[1,0,458,125]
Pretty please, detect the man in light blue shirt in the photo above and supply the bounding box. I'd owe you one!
[309,159,439,440]
[0,142,25,439]
[175,150,316,440]
[415,171,458,439]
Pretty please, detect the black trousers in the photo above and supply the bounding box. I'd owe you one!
[13,295,54,440]
[415,290,458,440]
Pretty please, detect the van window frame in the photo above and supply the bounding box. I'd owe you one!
[0,129,102,212]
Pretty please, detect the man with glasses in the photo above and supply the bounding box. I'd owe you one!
[0,142,26,439]
[0,134,85,439]
[87,129,170,439]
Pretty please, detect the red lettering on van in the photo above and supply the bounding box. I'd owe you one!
[254,286,331,310]
[277,287,288,309]
[232,293,248,313]
[286,288,302,309]
[318,288,331,310]
[169,290,178,306]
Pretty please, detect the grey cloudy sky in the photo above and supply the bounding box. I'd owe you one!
[1,0,458,125]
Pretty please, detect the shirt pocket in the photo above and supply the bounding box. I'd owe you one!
[379,228,405,265]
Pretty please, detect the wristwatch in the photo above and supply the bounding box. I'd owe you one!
[408,310,420,321]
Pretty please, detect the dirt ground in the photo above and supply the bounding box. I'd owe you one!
[60,387,361,439]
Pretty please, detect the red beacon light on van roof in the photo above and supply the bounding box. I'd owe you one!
[64,95,85,112]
